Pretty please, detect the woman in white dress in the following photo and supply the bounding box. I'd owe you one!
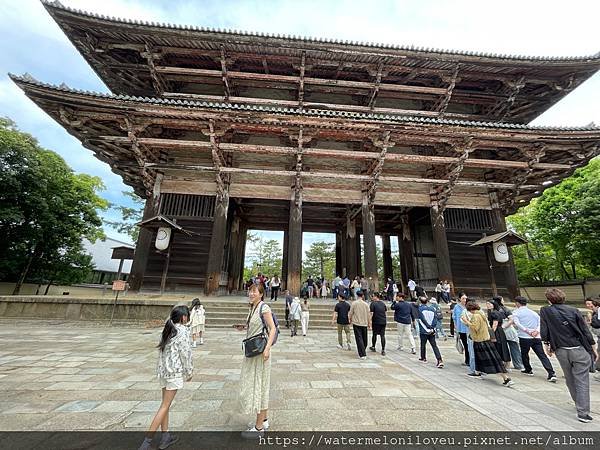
[320,279,328,299]
[240,284,276,438]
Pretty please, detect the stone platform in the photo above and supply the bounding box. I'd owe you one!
[0,319,599,432]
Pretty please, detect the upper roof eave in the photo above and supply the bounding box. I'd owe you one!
[42,0,600,65]
[11,73,600,134]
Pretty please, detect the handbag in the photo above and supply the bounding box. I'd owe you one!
[242,303,268,358]
[455,335,464,354]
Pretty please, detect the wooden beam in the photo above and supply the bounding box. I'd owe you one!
[436,137,475,213]
[142,161,541,190]
[435,64,460,117]
[488,75,526,120]
[140,45,167,94]
[298,52,306,109]
[500,144,546,212]
[365,131,392,204]
[155,65,447,95]
[219,46,231,101]
[367,62,385,109]
[97,136,571,171]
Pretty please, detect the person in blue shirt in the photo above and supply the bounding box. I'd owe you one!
[391,293,416,354]
[452,292,470,368]
[418,296,444,368]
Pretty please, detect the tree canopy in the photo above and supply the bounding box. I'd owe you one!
[303,240,335,280]
[507,158,600,283]
[0,118,107,293]
[104,191,144,241]
[243,233,283,281]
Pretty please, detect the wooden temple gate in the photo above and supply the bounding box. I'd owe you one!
[11,1,600,297]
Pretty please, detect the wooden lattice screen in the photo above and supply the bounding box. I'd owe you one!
[159,193,215,218]
[443,209,493,231]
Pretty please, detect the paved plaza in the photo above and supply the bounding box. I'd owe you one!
[0,319,599,432]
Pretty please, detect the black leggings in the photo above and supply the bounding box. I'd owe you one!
[271,286,279,300]
[459,332,470,365]
[371,324,386,351]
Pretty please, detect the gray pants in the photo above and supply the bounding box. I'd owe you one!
[555,347,591,417]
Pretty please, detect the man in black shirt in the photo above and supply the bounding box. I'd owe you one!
[332,292,352,350]
[369,292,388,356]
[540,288,598,423]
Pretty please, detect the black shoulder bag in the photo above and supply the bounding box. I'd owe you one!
[550,306,596,373]
[242,302,268,358]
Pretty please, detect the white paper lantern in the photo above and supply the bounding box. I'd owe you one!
[155,227,171,251]
[493,241,509,263]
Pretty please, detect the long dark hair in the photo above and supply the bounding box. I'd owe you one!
[158,305,189,352]
[191,298,201,310]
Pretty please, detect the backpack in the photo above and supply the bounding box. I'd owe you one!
[259,302,280,345]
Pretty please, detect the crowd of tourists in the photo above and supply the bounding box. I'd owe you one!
[137,285,600,448]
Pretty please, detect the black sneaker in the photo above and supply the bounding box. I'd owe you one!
[381,351,386,356]
[467,372,481,378]
[577,414,593,423]
[547,374,557,383]
[521,369,534,376]
[503,378,514,387]
[369,346,376,352]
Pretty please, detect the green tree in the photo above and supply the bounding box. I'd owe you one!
[507,158,600,282]
[303,241,335,281]
[243,233,282,280]
[104,191,144,241]
[0,117,107,293]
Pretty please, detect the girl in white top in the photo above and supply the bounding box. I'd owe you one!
[320,279,328,299]
[189,298,206,347]
[138,305,193,450]
[269,275,281,301]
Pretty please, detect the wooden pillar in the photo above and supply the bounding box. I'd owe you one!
[227,217,242,293]
[129,174,162,292]
[356,235,363,277]
[237,226,248,291]
[205,191,230,296]
[281,229,289,290]
[490,192,520,299]
[430,202,453,285]
[346,220,358,279]
[340,230,348,277]
[399,213,415,291]
[335,231,342,277]
[287,199,302,296]
[362,195,379,290]
[382,234,393,282]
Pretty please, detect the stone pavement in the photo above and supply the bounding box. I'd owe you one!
[0,319,598,432]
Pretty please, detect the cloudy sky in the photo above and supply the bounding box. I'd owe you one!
[1,0,599,258]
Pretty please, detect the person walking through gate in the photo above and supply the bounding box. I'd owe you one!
[284,290,292,328]
[462,301,514,387]
[332,292,352,350]
[349,290,370,359]
[417,297,444,368]
[369,292,387,356]
[189,298,206,347]
[512,296,557,382]
[541,288,598,423]
[288,297,302,337]
[269,275,280,301]
[408,278,416,300]
[300,299,310,336]
[391,292,416,354]
[487,298,511,369]
[332,275,341,299]
[306,276,315,298]
[453,293,470,368]
[584,297,600,377]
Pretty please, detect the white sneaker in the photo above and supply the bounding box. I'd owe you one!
[337,344,343,349]
[241,426,264,439]
[360,356,367,360]
[192,342,197,348]
[346,344,351,351]
[397,346,403,351]
[247,419,269,430]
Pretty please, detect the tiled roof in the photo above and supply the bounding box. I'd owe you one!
[10,73,600,132]
[43,1,600,63]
